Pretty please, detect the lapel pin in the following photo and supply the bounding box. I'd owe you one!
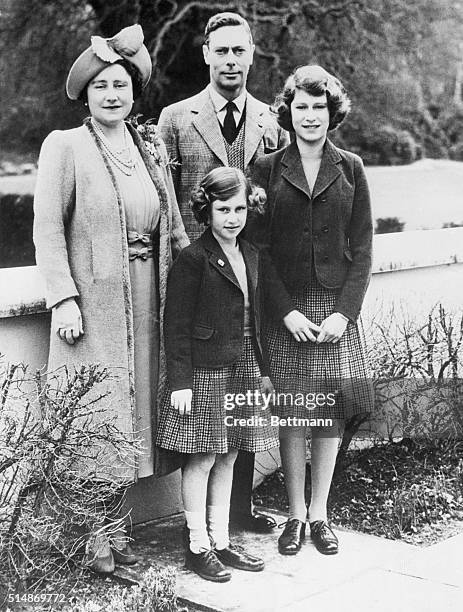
[218,259,225,267]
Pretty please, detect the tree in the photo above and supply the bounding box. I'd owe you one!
[375,217,405,234]
[1,0,463,160]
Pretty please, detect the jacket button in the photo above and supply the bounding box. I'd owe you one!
[303,226,310,233]
[321,197,327,203]
[322,226,329,233]
[323,255,329,262]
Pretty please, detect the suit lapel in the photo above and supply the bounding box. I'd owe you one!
[281,140,342,200]
[244,94,265,168]
[191,89,228,166]
[201,228,241,290]
[281,142,312,199]
[312,139,342,200]
[240,238,258,298]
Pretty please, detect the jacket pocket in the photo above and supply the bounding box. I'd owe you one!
[192,324,215,340]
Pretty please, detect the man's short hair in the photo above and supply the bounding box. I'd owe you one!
[204,12,253,46]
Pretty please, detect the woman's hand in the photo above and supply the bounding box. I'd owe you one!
[316,312,348,343]
[53,298,84,345]
[261,375,275,396]
[283,310,321,342]
[171,389,193,416]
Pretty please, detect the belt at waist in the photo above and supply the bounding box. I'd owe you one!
[127,230,153,261]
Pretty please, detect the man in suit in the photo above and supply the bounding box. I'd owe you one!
[158,11,288,240]
[158,11,288,532]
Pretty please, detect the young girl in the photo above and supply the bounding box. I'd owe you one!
[156,167,279,582]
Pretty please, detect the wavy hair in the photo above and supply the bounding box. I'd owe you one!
[191,167,266,225]
[204,12,253,46]
[273,65,351,132]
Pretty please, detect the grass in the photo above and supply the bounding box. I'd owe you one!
[2,567,193,612]
[254,438,463,546]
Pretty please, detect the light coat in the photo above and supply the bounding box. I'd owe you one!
[33,120,189,480]
[157,87,289,239]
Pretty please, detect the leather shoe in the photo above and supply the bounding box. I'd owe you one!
[111,528,139,565]
[310,520,338,555]
[84,533,115,574]
[278,519,306,555]
[185,549,231,582]
[112,540,139,565]
[231,511,277,533]
[215,543,264,572]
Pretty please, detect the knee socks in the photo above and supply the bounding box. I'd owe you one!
[184,506,230,553]
[207,505,230,550]
[184,509,210,554]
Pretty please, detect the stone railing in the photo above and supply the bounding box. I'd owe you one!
[1,227,463,521]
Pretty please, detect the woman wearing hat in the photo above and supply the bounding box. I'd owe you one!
[248,65,374,557]
[33,25,189,573]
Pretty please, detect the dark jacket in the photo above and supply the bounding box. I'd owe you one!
[248,139,373,322]
[164,228,271,391]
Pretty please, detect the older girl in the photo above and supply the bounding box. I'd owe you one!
[156,167,278,582]
[248,65,374,556]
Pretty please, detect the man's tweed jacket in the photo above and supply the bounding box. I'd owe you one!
[158,87,289,239]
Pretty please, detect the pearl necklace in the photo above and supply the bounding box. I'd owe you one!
[92,120,137,176]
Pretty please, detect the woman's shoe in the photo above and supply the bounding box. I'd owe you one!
[84,533,115,574]
[214,543,264,571]
[278,519,306,555]
[112,540,139,565]
[309,520,339,555]
[111,528,139,565]
[185,549,232,582]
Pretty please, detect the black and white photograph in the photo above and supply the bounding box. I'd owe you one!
[1,1,463,611]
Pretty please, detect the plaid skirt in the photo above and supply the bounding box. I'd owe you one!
[156,337,279,454]
[267,277,374,420]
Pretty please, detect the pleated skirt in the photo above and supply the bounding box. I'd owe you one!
[156,337,279,454]
[267,277,374,421]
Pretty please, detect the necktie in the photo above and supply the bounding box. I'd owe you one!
[223,101,237,144]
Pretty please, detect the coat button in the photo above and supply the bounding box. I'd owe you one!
[321,197,327,203]
[303,226,310,233]
[323,255,329,262]
[322,226,329,233]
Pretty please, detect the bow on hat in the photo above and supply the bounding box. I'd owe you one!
[91,24,144,63]
[65,23,152,100]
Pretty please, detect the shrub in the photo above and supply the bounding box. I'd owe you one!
[449,141,463,161]
[375,217,405,234]
[67,566,183,612]
[0,362,142,591]
[361,124,420,166]
[0,193,35,268]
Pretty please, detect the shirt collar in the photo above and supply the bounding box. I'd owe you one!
[208,84,247,114]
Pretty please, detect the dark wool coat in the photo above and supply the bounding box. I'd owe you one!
[33,120,189,481]
[248,140,373,322]
[164,228,271,392]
